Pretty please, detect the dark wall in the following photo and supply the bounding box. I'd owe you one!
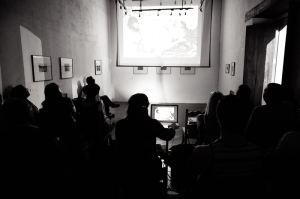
[282,1,300,102]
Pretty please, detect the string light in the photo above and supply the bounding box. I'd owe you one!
[129,0,195,17]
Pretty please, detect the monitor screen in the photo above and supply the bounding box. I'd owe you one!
[150,104,178,123]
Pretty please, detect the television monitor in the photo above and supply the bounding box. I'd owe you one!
[150,104,178,124]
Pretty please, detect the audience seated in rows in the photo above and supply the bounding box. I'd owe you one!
[196,91,224,145]
[0,98,73,196]
[2,81,300,198]
[81,76,119,119]
[115,93,177,199]
[244,83,298,150]
[191,95,266,199]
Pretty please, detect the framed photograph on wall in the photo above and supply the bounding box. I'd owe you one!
[31,55,53,82]
[133,66,148,74]
[95,60,102,75]
[180,67,195,74]
[231,62,235,76]
[157,66,171,74]
[225,64,230,74]
[60,57,73,79]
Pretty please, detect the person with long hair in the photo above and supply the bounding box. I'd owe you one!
[197,91,224,145]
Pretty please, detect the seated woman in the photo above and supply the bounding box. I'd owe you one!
[115,93,176,199]
[79,84,111,160]
[197,91,224,145]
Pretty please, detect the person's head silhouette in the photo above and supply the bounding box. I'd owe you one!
[44,83,62,101]
[86,76,95,85]
[217,95,248,133]
[236,84,251,100]
[11,85,30,100]
[263,83,284,105]
[127,93,149,117]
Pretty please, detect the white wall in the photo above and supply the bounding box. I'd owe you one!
[110,0,222,103]
[218,0,264,94]
[0,0,113,107]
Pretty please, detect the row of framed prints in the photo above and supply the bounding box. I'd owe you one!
[133,66,196,74]
[31,55,102,82]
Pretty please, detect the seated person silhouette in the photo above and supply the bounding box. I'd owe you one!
[270,131,300,199]
[40,83,77,142]
[115,93,177,199]
[197,91,224,145]
[11,84,39,126]
[82,76,119,119]
[244,83,297,150]
[0,98,72,196]
[80,84,111,145]
[236,84,254,121]
[191,95,266,199]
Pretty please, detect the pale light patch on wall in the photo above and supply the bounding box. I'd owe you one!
[20,26,45,109]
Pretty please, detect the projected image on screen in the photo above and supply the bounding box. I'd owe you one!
[117,0,212,67]
[123,7,198,59]
[154,107,175,121]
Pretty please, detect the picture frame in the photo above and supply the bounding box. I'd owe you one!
[31,55,53,82]
[231,62,235,76]
[180,67,195,74]
[133,66,148,74]
[95,60,102,75]
[60,57,73,79]
[225,64,230,74]
[157,66,171,74]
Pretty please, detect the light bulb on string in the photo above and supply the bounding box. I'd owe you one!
[125,11,127,15]
[184,0,186,4]
[120,5,122,9]
[157,11,159,16]
[170,11,172,16]
[191,0,193,4]
[175,0,176,5]
[139,12,141,17]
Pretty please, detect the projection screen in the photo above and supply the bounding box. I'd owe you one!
[116,0,212,67]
